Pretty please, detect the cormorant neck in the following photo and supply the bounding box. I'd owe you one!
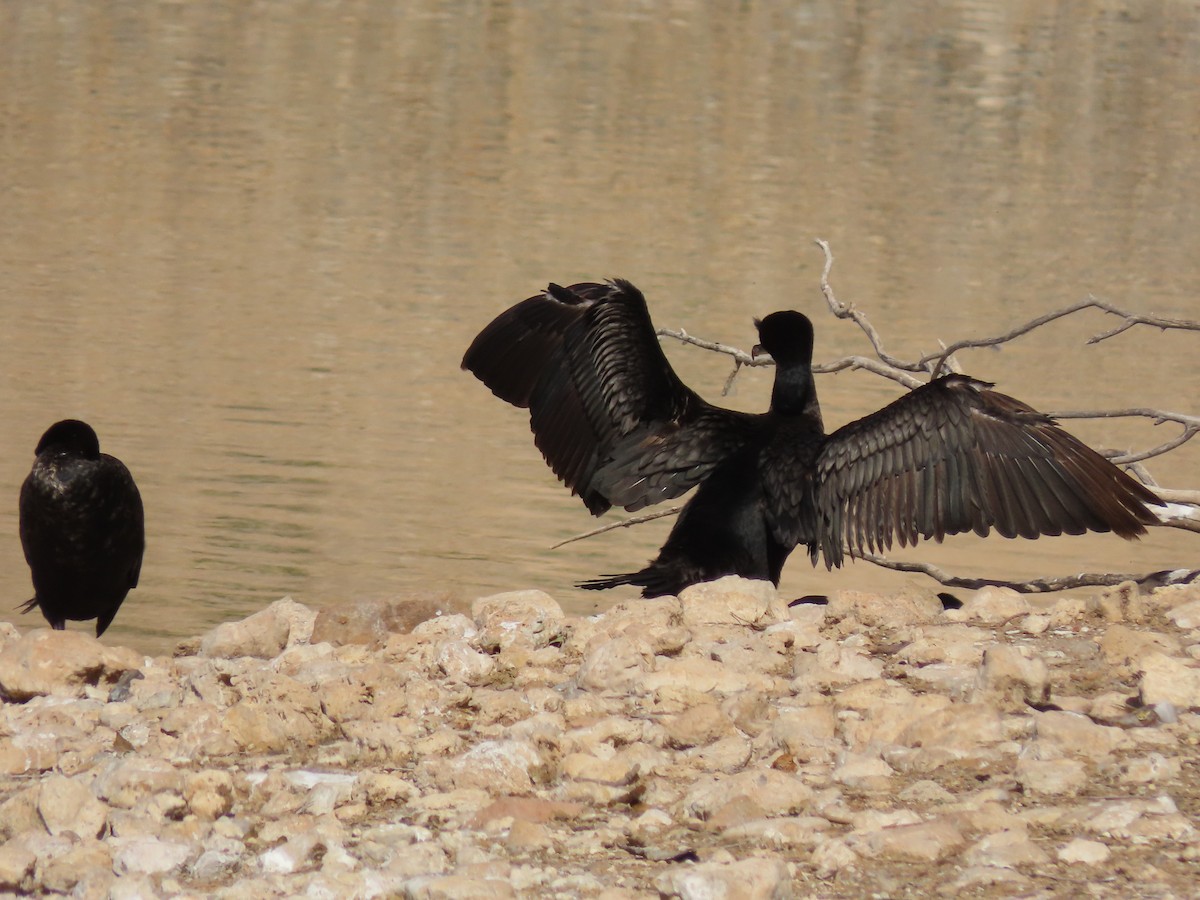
[771,362,821,421]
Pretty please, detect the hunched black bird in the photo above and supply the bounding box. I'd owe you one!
[19,419,145,636]
[462,279,1163,597]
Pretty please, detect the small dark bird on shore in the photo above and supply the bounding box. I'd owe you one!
[463,279,1163,597]
[19,419,145,636]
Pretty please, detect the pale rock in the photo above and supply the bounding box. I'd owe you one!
[505,819,554,852]
[645,655,775,696]
[1091,581,1147,623]
[0,786,42,841]
[792,641,884,686]
[622,805,671,837]
[771,704,837,761]
[380,841,450,879]
[36,774,107,839]
[892,700,1005,756]
[472,590,564,651]
[575,636,654,694]
[1165,598,1200,630]
[110,834,194,875]
[850,809,923,832]
[1121,753,1182,784]
[904,662,977,697]
[222,671,336,753]
[184,769,236,820]
[827,588,943,627]
[664,703,735,749]
[0,841,35,891]
[1046,597,1089,626]
[189,836,245,881]
[897,624,990,666]
[897,780,955,806]
[355,772,420,810]
[1032,710,1130,759]
[583,597,687,655]
[1139,652,1200,707]
[1056,837,1110,864]
[435,640,496,685]
[1100,625,1181,670]
[36,837,112,894]
[723,815,830,848]
[0,630,143,701]
[812,837,858,876]
[721,691,773,737]
[1128,812,1197,843]
[677,576,790,628]
[963,827,1049,867]
[852,816,966,861]
[689,630,793,679]
[835,681,946,747]
[92,757,183,809]
[949,586,1030,624]
[972,644,1049,709]
[0,730,58,776]
[562,752,636,786]
[311,594,469,646]
[1015,757,1087,795]
[682,770,812,821]
[200,596,315,659]
[259,832,324,874]
[685,735,753,773]
[442,739,547,794]
[654,857,789,899]
[948,866,1032,893]
[411,613,479,644]
[1018,614,1050,634]
[402,874,517,899]
[832,752,895,790]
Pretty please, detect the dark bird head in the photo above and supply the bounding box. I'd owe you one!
[752,311,815,368]
[35,419,101,460]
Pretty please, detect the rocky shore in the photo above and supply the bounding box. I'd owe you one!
[2,576,1200,898]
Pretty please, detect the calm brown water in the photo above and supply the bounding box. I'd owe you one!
[1,1,1197,654]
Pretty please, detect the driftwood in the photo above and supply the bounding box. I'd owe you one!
[556,240,1199,594]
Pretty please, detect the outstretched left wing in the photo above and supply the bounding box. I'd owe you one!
[810,374,1162,567]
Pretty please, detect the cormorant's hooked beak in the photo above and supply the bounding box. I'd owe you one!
[751,317,770,362]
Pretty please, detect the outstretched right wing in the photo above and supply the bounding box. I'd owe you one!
[462,279,759,515]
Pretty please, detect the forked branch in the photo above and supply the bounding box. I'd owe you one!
[564,241,1200,594]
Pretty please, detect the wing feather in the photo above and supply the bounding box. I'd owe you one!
[464,279,757,514]
[815,374,1162,567]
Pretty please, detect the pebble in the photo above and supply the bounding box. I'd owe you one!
[0,581,1196,895]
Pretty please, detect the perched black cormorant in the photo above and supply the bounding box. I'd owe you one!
[463,280,1163,597]
[19,419,145,636]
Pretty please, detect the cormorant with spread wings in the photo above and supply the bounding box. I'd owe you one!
[463,279,1162,597]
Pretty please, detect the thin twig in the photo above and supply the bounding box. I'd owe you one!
[551,506,681,550]
[923,296,1200,375]
[856,551,1200,593]
[814,239,923,372]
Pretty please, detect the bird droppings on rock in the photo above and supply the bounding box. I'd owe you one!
[2,582,1200,896]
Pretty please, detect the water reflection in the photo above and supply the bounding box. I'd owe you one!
[0,1,1196,653]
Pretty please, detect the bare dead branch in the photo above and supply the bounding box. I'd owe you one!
[921,296,1200,375]
[565,241,1198,592]
[654,328,762,368]
[814,239,925,372]
[550,506,682,550]
[856,551,1200,593]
